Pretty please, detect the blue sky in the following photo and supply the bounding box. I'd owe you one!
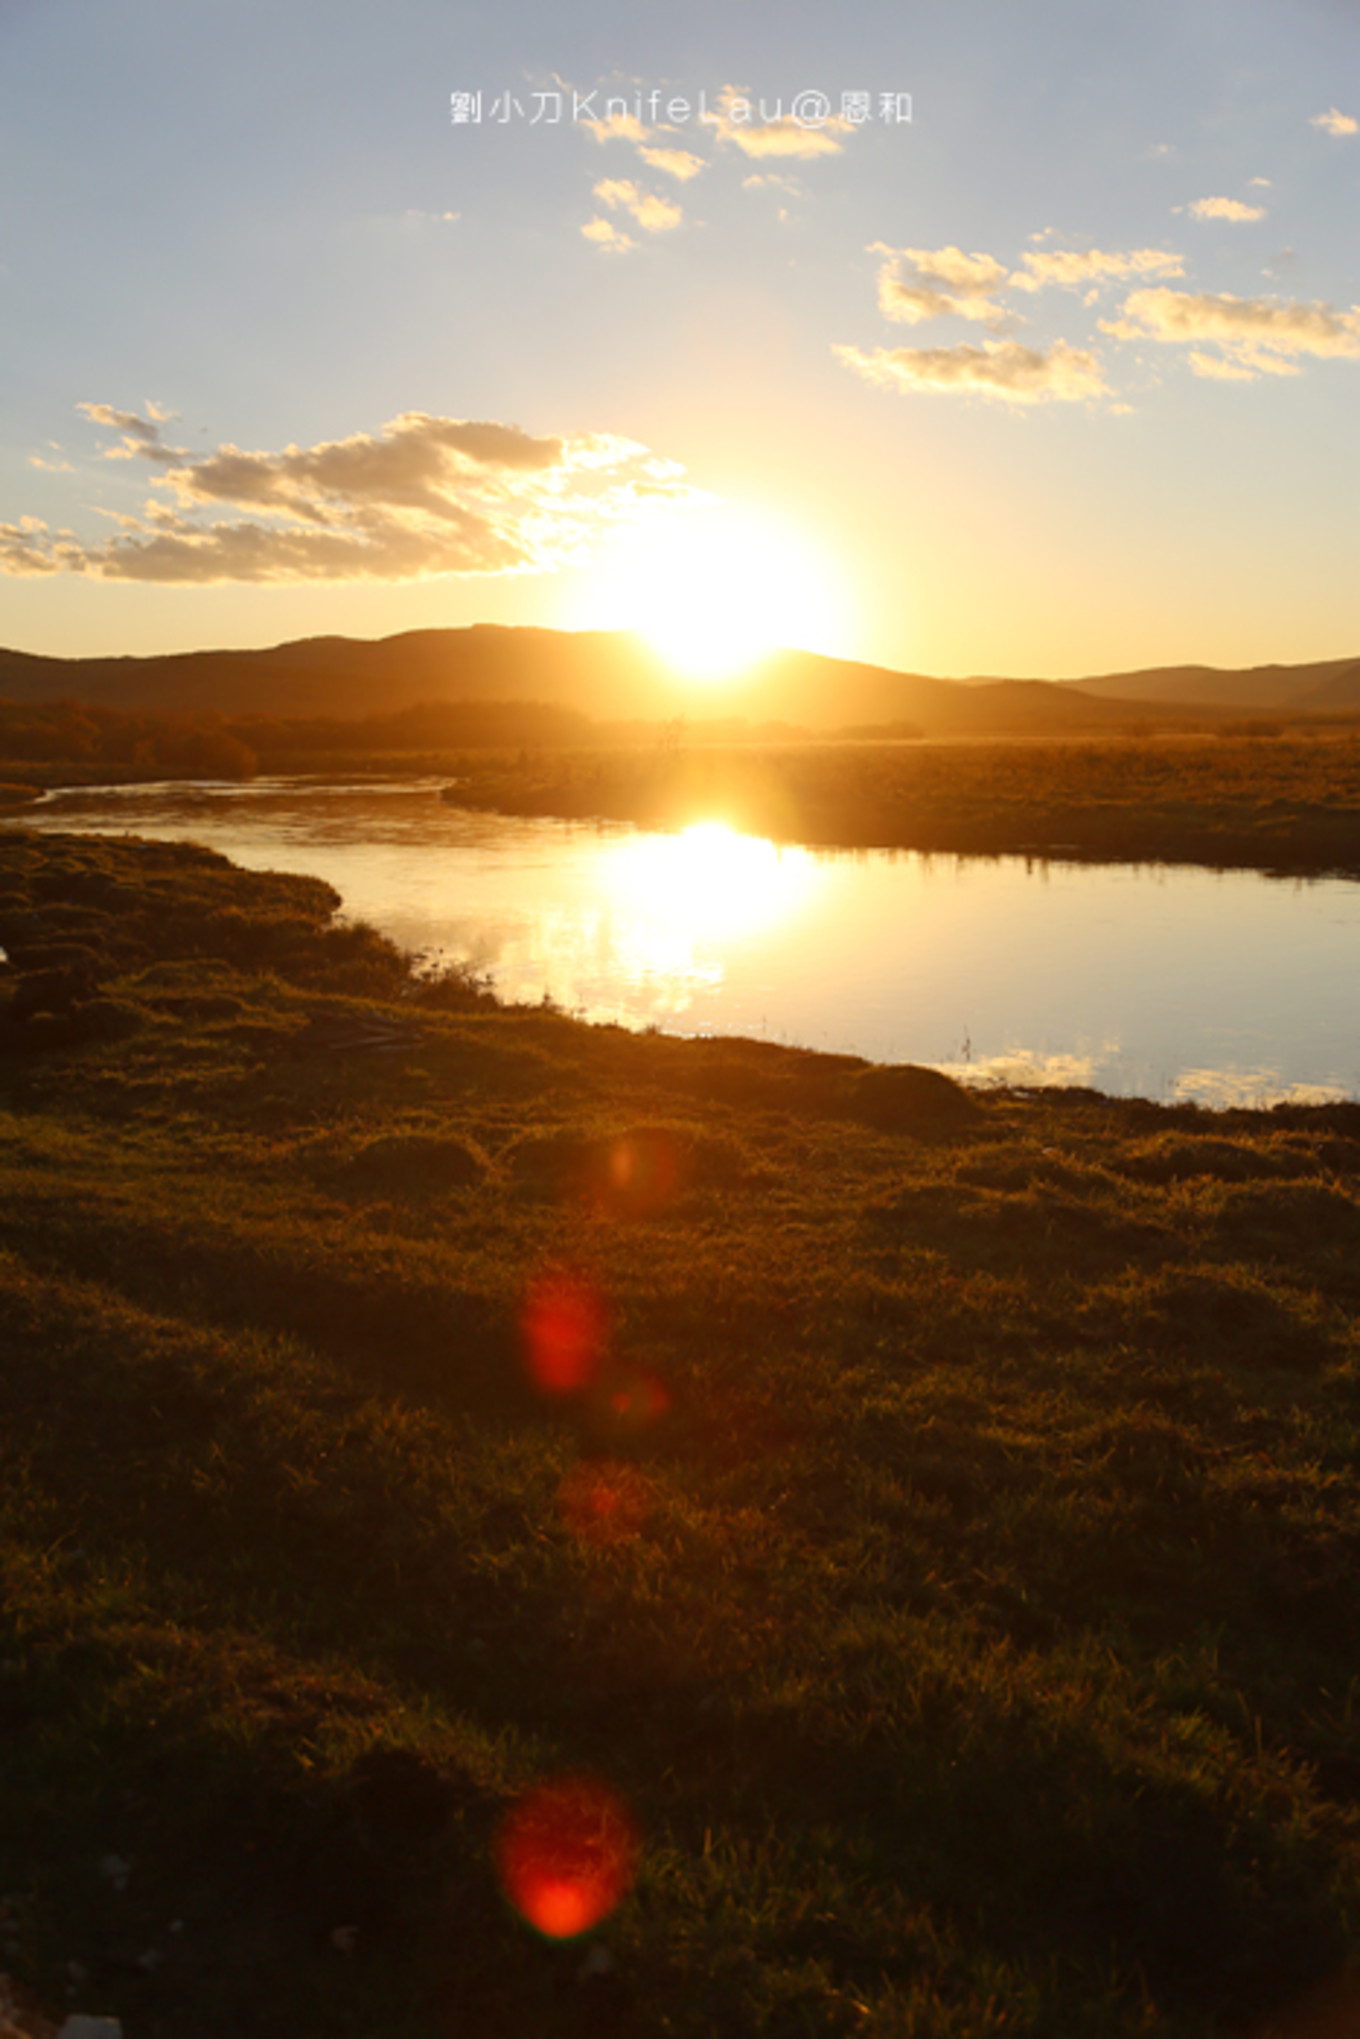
[1,0,1356,677]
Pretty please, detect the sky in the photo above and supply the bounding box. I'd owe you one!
[0,0,1357,681]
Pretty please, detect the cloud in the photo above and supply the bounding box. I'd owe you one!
[581,215,635,252]
[1311,107,1357,136]
[1102,286,1360,376]
[834,337,1108,404]
[636,145,705,181]
[593,178,683,233]
[1188,196,1266,221]
[2,407,697,584]
[871,243,1011,326]
[1010,245,1184,290]
[75,400,186,463]
[1248,177,1272,188]
[706,84,849,159]
[1188,350,1270,381]
[581,111,650,143]
[28,454,73,472]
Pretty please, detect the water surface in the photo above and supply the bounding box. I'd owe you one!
[21,776,1360,1107]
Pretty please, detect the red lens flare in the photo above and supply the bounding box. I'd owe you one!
[495,1775,639,1940]
[521,1271,607,1396]
[558,1460,652,1547]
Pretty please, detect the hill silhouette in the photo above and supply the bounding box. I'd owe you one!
[1,627,1355,736]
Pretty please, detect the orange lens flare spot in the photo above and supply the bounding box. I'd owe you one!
[601,1129,678,1216]
[558,1460,652,1546]
[495,1776,639,1940]
[521,1271,607,1396]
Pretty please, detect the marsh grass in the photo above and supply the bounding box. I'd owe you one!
[444,734,1360,877]
[3,828,1360,2034]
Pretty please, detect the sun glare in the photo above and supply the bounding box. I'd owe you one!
[605,820,821,951]
[581,502,849,680]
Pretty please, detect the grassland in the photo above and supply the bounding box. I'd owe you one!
[3,826,1360,2036]
[445,733,1360,878]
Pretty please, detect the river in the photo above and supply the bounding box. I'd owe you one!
[19,775,1360,1107]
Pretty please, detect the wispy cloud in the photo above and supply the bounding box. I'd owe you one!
[834,338,1108,404]
[1188,196,1266,222]
[1010,245,1184,291]
[1102,286,1360,377]
[637,145,705,181]
[592,178,683,234]
[1310,106,1357,137]
[580,215,635,253]
[871,244,1012,326]
[1,406,696,583]
[580,110,650,144]
[707,84,850,160]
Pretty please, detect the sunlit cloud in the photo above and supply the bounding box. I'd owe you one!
[871,243,1011,326]
[1310,107,1357,137]
[581,214,635,252]
[1,404,699,583]
[28,453,73,472]
[1101,286,1360,378]
[593,178,683,233]
[1188,196,1266,222]
[707,83,849,159]
[834,337,1108,404]
[637,145,705,181]
[1188,351,1260,381]
[1010,245,1184,290]
[77,399,184,463]
[581,110,649,144]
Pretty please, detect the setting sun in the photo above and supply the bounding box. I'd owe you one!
[580,502,849,680]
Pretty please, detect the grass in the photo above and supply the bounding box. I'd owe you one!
[3,825,1360,2035]
[442,732,1360,877]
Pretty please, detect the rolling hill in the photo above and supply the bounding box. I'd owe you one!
[1,626,1356,737]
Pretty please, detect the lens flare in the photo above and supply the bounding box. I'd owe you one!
[596,1127,679,1218]
[558,1460,653,1547]
[495,1775,639,1940]
[521,1270,607,1396]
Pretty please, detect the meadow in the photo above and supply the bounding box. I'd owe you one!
[443,732,1360,878]
[2,824,1360,2035]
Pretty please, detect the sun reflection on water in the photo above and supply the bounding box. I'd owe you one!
[597,821,823,997]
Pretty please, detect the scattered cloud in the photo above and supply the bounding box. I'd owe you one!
[28,454,73,472]
[1,406,697,583]
[593,178,683,233]
[637,145,705,181]
[871,243,1011,326]
[1311,106,1357,136]
[1188,351,1263,382]
[1188,196,1266,222]
[1101,286,1360,377]
[834,338,1108,404]
[1148,142,1176,158]
[581,216,635,252]
[743,172,800,193]
[707,84,849,159]
[1248,177,1272,188]
[581,111,650,144]
[1011,245,1184,291]
[403,208,460,223]
[76,400,184,462]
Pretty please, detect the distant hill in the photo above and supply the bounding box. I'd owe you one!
[1,626,1354,736]
[1055,656,1360,712]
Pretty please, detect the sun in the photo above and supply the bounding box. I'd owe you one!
[578,501,849,681]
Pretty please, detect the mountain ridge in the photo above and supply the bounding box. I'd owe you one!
[1,626,1356,735]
